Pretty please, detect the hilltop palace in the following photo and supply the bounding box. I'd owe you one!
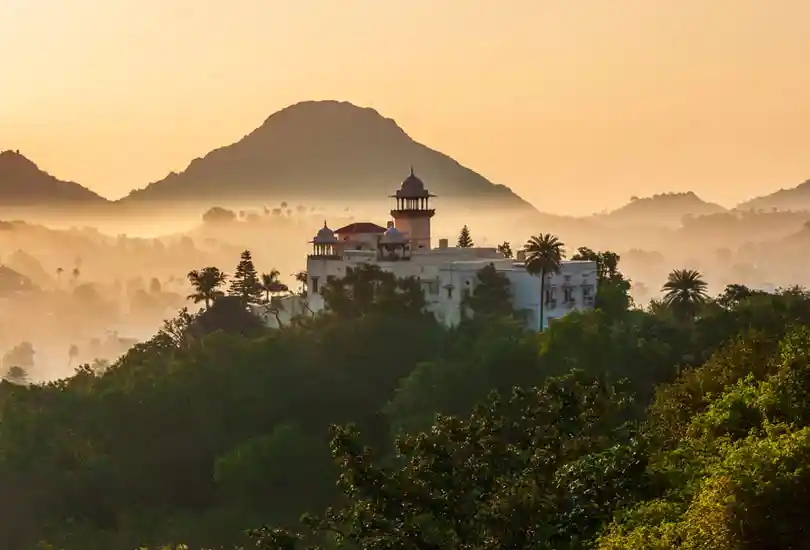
[255,170,598,330]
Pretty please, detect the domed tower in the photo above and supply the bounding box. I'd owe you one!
[309,221,338,257]
[390,167,436,250]
[378,222,410,261]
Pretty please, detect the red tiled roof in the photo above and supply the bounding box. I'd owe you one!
[334,222,387,234]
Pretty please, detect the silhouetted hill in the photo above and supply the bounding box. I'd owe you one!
[118,100,535,211]
[0,150,106,205]
[737,179,810,212]
[598,192,727,227]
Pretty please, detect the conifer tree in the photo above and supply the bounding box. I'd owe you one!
[457,224,474,248]
[228,250,263,304]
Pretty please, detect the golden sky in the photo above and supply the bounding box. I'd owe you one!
[1,0,809,214]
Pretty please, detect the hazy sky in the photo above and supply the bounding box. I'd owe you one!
[2,0,809,214]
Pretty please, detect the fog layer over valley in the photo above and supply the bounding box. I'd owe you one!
[3,102,810,381]
[3,189,810,382]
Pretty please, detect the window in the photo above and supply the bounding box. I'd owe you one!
[446,285,454,299]
[311,276,319,294]
[583,285,593,298]
[564,286,574,302]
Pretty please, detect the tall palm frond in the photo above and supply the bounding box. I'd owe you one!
[522,233,566,330]
[661,268,709,319]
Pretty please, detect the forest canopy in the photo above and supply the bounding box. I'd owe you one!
[3,249,810,550]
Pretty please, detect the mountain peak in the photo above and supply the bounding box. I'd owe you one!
[248,100,409,144]
[0,150,105,205]
[737,177,810,212]
[121,100,534,211]
[601,191,726,227]
[0,149,38,169]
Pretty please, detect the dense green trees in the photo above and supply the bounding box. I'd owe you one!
[461,262,515,319]
[4,245,810,550]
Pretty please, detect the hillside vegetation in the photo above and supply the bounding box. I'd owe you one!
[3,241,810,549]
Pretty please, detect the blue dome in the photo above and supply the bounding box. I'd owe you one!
[381,225,406,244]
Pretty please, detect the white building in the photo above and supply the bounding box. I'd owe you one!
[287,170,597,330]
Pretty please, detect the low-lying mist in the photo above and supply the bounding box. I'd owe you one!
[2,198,809,382]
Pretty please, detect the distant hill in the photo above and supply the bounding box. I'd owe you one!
[118,100,535,211]
[0,150,106,205]
[598,192,727,227]
[737,179,810,212]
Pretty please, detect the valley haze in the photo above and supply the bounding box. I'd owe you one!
[1,99,810,383]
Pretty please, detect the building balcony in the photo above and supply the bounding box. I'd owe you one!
[390,208,436,218]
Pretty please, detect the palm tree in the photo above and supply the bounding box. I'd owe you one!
[260,269,288,303]
[186,267,227,308]
[523,234,566,330]
[68,344,79,367]
[56,267,64,283]
[661,268,709,319]
[71,267,80,283]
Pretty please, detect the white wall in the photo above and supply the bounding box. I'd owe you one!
[541,261,598,328]
[304,247,598,331]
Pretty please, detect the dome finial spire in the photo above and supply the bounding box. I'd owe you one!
[410,165,414,176]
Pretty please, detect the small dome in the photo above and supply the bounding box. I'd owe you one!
[313,221,337,244]
[381,225,407,244]
[398,167,428,197]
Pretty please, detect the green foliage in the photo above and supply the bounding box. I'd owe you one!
[320,263,427,319]
[570,246,632,316]
[186,267,227,308]
[661,268,709,320]
[597,325,810,549]
[461,263,516,319]
[193,295,265,338]
[214,424,334,515]
[523,233,565,277]
[260,372,638,550]
[385,316,540,436]
[456,224,474,248]
[11,256,810,550]
[523,233,566,329]
[228,250,263,304]
[496,241,513,258]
